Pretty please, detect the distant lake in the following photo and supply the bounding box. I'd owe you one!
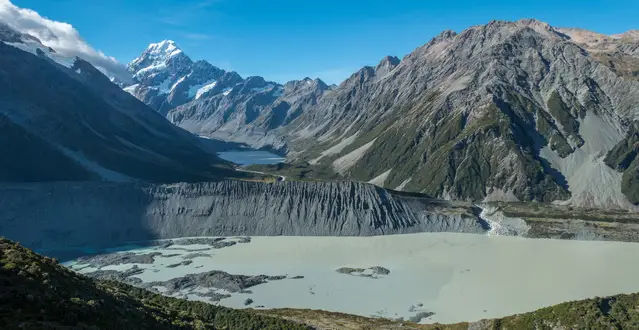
[217,150,285,166]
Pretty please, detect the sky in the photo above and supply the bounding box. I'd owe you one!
[7,0,639,84]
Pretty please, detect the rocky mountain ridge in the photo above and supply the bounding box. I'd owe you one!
[123,40,332,150]
[279,19,639,209]
[125,40,243,114]
[6,16,639,209]
[129,19,639,209]
[124,39,330,139]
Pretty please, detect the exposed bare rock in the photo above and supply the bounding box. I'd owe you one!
[84,266,145,286]
[149,19,639,208]
[149,270,286,295]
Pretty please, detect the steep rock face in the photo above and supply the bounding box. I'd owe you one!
[169,77,329,151]
[275,20,639,208]
[0,181,486,250]
[605,123,639,204]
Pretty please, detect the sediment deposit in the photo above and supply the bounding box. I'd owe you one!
[0,181,486,250]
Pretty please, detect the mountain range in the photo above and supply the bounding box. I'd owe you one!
[117,19,639,209]
[2,13,639,329]
[123,39,331,152]
[2,18,639,210]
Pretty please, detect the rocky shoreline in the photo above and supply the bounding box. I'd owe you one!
[68,238,305,304]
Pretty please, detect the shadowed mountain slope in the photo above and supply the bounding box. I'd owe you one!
[0,30,241,183]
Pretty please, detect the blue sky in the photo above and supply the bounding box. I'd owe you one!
[11,0,639,84]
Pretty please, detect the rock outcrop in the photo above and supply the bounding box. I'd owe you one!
[0,181,486,250]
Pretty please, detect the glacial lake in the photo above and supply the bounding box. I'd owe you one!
[63,233,639,324]
[216,150,285,166]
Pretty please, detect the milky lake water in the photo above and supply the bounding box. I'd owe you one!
[216,150,285,166]
[63,233,639,324]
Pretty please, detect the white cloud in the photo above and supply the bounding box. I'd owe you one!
[0,0,130,82]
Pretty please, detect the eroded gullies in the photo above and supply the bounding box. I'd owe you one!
[64,233,639,324]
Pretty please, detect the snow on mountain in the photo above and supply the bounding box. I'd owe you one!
[146,40,182,58]
[128,40,187,80]
[156,77,173,94]
[0,22,75,67]
[123,38,332,128]
[0,2,132,85]
[170,75,187,93]
[194,80,218,99]
[123,84,139,95]
[125,40,284,114]
[273,86,284,97]
[136,62,168,77]
[251,84,276,93]
[156,20,639,210]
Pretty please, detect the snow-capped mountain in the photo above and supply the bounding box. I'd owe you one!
[129,40,184,73]
[123,40,331,150]
[125,40,247,114]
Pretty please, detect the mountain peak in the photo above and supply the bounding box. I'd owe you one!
[145,40,182,57]
[0,22,45,45]
[128,39,191,78]
[375,56,400,77]
[516,18,549,26]
[428,29,458,45]
[130,39,185,68]
[376,56,400,68]
[515,18,557,34]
